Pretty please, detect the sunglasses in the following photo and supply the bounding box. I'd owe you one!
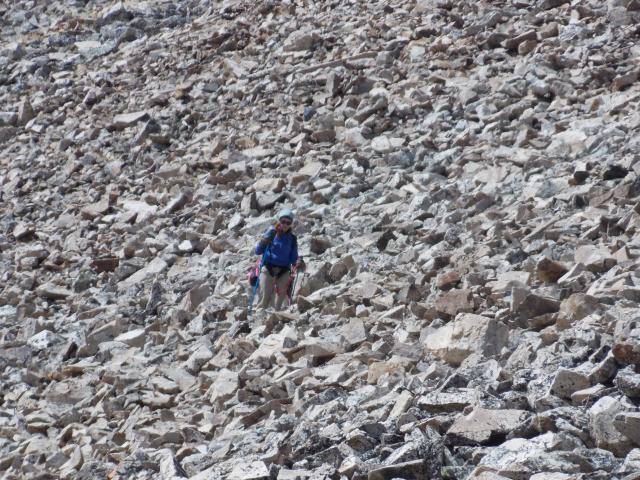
[280,219,292,225]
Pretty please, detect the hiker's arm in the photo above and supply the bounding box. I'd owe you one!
[255,228,274,255]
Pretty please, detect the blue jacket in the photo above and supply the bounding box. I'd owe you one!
[255,227,298,268]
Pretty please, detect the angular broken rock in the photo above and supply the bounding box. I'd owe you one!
[615,366,640,399]
[91,256,119,273]
[613,317,640,366]
[424,314,508,366]
[557,293,600,329]
[418,388,481,413]
[2,0,640,477]
[511,287,560,326]
[369,428,443,480]
[13,223,35,241]
[446,407,529,446]
[613,411,640,446]
[114,329,146,348]
[589,396,634,457]
[368,460,430,480]
[228,460,270,480]
[36,283,73,301]
[550,368,591,400]
[110,111,150,130]
[473,433,583,479]
[574,245,617,273]
[434,288,474,317]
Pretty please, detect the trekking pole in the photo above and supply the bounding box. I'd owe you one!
[293,271,307,303]
[288,257,306,306]
[287,268,299,307]
[248,255,266,318]
[248,274,260,318]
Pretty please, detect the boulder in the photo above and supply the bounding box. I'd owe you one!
[424,314,508,366]
[446,407,529,445]
[613,318,640,366]
[589,396,634,457]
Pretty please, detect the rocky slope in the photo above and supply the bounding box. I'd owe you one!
[2,0,640,479]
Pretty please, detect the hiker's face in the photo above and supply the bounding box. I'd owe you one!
[279,218,292,231]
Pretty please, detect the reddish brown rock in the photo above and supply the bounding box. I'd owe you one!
[435,289,474,317]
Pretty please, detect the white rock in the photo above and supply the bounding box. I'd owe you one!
[114,329,146,348]
[371,135,393,153]
[424,313,508,366]
[343,128,367,148]
[228,460,270,480]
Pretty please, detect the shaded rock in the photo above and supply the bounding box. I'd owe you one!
[511,288,560,325]
[613,318,640,366]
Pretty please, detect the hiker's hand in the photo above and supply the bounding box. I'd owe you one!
[259,236,270,247]
[296,259,306,271]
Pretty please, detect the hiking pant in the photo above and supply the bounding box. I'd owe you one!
[259,266,290,310]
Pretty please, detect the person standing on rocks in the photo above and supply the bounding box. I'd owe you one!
[255,209,304,310]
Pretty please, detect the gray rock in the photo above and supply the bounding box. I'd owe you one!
[615,367,640,399]
[511,287,560,324]
[2,0,640,475]
[110,110,150,130]
[550,369,591,400]
[36,283,73,300]
[614,412,640,446]
[613,318,640,367]
[0,126,17,143]
[589,396,634,457]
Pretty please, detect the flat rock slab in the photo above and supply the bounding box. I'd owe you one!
[111,111,149,130]
[36,283,73,300]
[121,200,158,223]
[120,257,168,286]
[228,461,270,480]
[298,161,324,177]
[446,407,530,445]
[418,388,481,413]
[114,329,146,348]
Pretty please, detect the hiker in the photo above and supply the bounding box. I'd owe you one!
[254,208,305,310]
